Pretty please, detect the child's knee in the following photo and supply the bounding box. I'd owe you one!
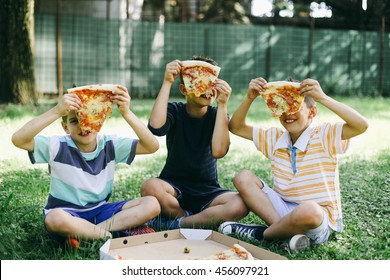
[292,201,324,228]
[45,209,70,232]
[141,178,161,196]
[142,196,161,216]
[226,194,249,220]
[233,170,260,191]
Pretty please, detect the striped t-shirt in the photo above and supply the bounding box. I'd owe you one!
[253,122,349,231]
[29,134,138,214]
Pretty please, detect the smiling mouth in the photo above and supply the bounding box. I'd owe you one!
[79,131,91,136]
[284,119,296,124]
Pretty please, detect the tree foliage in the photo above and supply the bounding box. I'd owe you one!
[141,0,390,30]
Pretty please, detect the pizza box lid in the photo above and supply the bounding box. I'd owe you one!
[99,229,287,260]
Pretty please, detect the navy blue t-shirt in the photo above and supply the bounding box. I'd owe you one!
[148,102,223,186]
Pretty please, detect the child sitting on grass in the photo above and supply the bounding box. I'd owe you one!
[12,86,160,246]
[141,56,248,230]
[219,77,368,252]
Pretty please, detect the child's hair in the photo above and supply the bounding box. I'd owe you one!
[180,55,218,84]
[62,115,68,123]
[285,77,316,108]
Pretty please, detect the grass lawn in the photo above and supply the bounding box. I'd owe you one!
[0,95,389,260]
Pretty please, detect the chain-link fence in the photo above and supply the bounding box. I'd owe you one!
[34,6,390,97]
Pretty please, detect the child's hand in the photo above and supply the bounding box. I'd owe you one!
[164,60,182,84]
[300,79,327,102]
[215,79,232,105]
[111,86,131,116]
[57,93,82,117]
[248,77,267,100]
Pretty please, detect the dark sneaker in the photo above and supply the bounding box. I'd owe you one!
[145,216,180,231]
[288,234,311,252]
[218,221,267,240]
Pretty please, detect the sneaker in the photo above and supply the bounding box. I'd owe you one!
[218,221,267,240]
[145,216,181,231]
[128,227,155,236]
[288,234,310,253]
[112,226,155,238]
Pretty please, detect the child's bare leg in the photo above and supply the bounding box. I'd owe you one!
[233,170,280,225]
[180,192,248,228]
[45,209,111,240]
[97,196,160,231]
[263,201,324,240]
[141,178,186,218]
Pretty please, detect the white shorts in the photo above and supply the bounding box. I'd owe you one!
[262,182,331,244]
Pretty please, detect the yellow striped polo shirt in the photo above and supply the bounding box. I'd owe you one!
[253,122,350,232]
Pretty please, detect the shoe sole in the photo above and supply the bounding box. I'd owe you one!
[289,234,310,252]
[218,221,236,234]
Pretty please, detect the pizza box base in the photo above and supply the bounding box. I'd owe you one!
[100,229,287,260]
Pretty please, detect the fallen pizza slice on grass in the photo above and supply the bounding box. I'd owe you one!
[181,60,221,98]
[67,84,120,135]
[261,81,304,117]
[201,244,254,260]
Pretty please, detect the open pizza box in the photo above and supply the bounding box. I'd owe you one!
[100,228,287,260]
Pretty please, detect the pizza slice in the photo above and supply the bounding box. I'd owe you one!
[67,84,119,135]
[261,81,304,117]
[201,244,254,260]
[181,60,221,98]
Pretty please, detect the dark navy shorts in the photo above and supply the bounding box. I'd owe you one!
[160,178,232,214]
[44,200,129,243]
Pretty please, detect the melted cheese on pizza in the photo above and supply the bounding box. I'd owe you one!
[71,89,113,134]
[182,65,219,97]
[262,82,304,117]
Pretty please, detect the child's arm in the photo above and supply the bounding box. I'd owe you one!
[300,79,369,140]
[149,60,182,129]
[111,86,159,154]
[211,79,232,158]
[229,77,267,140]
[11,94,82,151]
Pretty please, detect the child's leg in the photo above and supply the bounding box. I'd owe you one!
[45,209,111,240]
[180,192,248,228]
[97,196,160,232]
[233,170,280,225]
[263,201,324,240]
[141,178,186,218]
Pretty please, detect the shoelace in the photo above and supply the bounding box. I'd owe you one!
[235,226,255,239]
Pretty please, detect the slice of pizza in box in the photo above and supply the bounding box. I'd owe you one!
[100,229,287,260]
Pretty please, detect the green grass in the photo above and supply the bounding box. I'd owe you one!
[0,95,389,260]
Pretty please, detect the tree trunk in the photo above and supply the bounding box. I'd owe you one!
[0,0,37,105]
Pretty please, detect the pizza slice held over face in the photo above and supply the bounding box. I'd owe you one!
[181,60,221,98]
[201,244,254,260]
[67,84,120,135]
[261,81,304,118]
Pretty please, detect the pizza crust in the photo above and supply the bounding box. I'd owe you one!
[261,81,304,117]
[181,60,221,75]
[67,84,121,93]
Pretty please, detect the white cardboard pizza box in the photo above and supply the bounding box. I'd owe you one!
[99,228,287,260]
